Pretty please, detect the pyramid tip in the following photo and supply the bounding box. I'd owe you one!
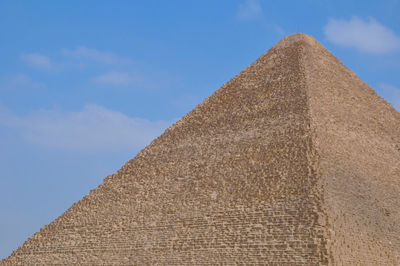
[288,33,317,41]
[274,33,319,49]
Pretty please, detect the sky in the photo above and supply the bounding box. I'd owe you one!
[1,0,400,259]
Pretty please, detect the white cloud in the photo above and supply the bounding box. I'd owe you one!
[20,53,53,70]
[237,0,263,20]
[2,74,45,90]
[379,83,400,110]
[324,17,400,54]
[93,71,140,87]
[0,104,172,153]
[62,46,130,64]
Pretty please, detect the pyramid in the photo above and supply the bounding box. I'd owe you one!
[2,34,400,265]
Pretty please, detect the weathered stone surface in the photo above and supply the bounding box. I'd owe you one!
[2,34,400,265]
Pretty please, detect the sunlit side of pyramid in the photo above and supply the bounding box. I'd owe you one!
[2,34,400,265]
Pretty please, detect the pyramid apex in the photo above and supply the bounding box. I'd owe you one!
[274,33,319,49]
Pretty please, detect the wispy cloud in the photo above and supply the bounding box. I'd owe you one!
[62,46,130,64]
[20,53,53,70]
[0,104,172,153]
[324,17,400,54]
[379,83,400,110]
[237,0,263,20]
[2,74,45,90]
[93,71,140,87]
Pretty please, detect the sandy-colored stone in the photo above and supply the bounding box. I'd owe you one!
[2,33,399,265]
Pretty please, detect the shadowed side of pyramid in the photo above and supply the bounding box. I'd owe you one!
[2,34,400,265]
[299,35,400,264]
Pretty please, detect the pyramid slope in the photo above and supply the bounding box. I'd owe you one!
[2,34,400,265]
[300,35,400,264]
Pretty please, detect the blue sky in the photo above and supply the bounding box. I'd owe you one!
[1,0,400,259]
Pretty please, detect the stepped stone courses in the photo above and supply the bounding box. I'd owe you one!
[2,34,400,265]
